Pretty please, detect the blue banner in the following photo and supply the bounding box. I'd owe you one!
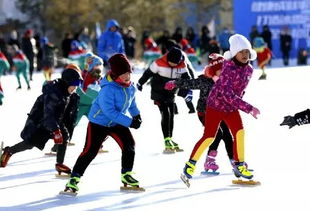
[233,0,310,59]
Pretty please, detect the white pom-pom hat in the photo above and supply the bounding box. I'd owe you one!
[223,34,257,61]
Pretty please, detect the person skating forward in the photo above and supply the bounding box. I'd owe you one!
[62,54,144,195]
[0,64,82,176]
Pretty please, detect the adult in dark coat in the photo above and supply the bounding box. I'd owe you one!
[21,29,35,80]
[0,64,82,174]
[280,26,292,66]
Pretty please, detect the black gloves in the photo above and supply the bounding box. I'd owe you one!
[130,114,142,129]
[280,116,297,129]
[280,109,310,129]
[136,83,143,91]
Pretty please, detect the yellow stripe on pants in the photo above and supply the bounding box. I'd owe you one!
[192,137,214,161]
[236,129,245,162]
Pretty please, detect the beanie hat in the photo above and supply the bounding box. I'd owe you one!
[62,64,83,86]
[253,37,266,49]
[167,47,183,64]
[204,53,225,77]
[108,54,132,80]
[223,34,257,61]
[85,54,103,72]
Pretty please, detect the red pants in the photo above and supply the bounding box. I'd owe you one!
[190,107,245,162]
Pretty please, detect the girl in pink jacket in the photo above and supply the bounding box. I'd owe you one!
[181,34,260,185]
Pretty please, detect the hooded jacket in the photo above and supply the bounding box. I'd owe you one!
[207,60,254,113]
[88,75,139,127]
[97,19,125,62]
[20,79,79,149]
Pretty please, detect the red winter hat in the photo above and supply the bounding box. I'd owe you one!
[108,54,132,80]
[204,53,224,77]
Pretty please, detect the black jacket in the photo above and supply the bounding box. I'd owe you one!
[175,75,214,113]
[20,79,79,149]
[138,55,190,103]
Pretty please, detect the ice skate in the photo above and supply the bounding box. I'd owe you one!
[171,140,184,152]
[55,163,71,178]
[59,176,80,196]
[45,144,57,156]
[0,146,12,167]
[201,150,219,175]
[163,139,175,154]
[67,142,75,146]
[120,172,145,192]
[98,145,109,153]
[233,162,254,179]
[258,73,267,80]
[181,160,196,187]
[232,178,261,185]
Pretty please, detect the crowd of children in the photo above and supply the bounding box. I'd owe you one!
[0,32,263,194]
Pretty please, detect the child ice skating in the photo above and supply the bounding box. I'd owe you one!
[165,53,234,174]
[253,37,272,80]
[0,64,82,177]
[180,34,260,187]
[61,54,144,195]
[0,50,10,105]
[41,37,57,81]
[10,45,31,90]
[49,52,104,151]
[137,47,192,153]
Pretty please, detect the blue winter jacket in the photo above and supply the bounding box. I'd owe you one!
[97,19,125,62]
[88,74,140,127]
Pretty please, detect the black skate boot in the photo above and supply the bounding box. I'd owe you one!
[0,147,12,167]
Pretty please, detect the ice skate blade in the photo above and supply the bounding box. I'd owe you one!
[55,173,71,178]
[201,170,219,175]
[98,149,109,153]
[120,186,145,192]
[163,149,175,154]
[174,148,184,152]
[45,152,56,156]
[59,190,77,196]
[180,174,190,188]
[67,142,75,146]
[232,179,261,185]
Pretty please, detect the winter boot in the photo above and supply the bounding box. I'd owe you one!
[55,163,71,175]
[65,175,80,193]
[204,150,219,172]
[170,140,184,152]
[163,138,175,154]
[233,162,253,179]
[183,160,196,179]
[0,147,12,167]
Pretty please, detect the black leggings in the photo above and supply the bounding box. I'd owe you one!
[156,101,174,139]
[72,122,135,176]
[198,113,233,159]
[10,139,68,164]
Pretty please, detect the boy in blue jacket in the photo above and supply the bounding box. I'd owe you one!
[63,54,143,194]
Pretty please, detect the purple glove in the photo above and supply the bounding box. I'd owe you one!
[164,80,176,90]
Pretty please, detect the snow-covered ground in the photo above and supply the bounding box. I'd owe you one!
[0,64,310,211]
